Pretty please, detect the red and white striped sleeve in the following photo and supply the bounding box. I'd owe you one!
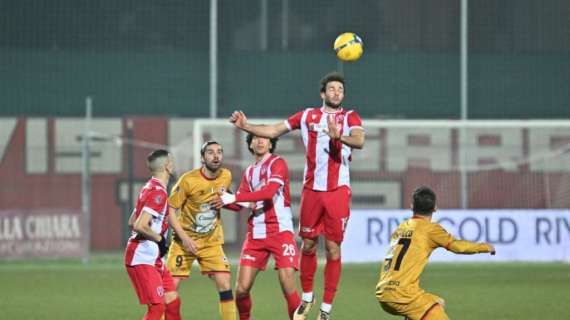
[285,110,304,131]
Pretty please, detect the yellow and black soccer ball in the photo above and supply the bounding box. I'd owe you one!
[333,32,364,62]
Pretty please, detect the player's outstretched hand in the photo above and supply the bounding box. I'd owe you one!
[209,195,224,210]
[488,243,496,255]
[156,236,169,258]
[230,110,248,129]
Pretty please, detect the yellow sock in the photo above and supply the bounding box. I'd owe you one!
[219,290,236,320]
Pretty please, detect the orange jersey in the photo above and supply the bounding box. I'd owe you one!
[168,168,232,248]
[375,216,492,303]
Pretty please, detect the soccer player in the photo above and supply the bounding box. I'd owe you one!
[229,72,365,320]
[125,149,197,320]
[376,186,496,320]
[166,141,237,320]
[211,133,302,320]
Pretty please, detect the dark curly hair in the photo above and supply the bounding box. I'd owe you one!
[320,71,345,93]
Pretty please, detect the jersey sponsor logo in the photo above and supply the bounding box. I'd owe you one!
[301,226,314,233]
[192,205,218,234]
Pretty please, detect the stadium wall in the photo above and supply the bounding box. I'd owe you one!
[2,117,570,253]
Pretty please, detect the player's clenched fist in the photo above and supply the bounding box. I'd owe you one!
[230,110,248,129]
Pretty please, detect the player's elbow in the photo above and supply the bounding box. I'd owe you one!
[353,138,365,149]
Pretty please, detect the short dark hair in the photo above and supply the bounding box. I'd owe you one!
[246,133,278,154]
[412,186,437,215]
[147,149,170,164]
[320,72,345,93]
[200,140,221,156]
[146,149,170,172]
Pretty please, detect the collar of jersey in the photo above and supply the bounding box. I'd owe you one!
[253,153,272,167]
[150,177,166,189]
[320,106,344,114]
[200,167,220,180]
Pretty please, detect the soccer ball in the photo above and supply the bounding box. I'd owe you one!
[333,32,364,62]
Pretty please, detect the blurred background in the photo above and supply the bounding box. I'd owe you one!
[0,0,569,259]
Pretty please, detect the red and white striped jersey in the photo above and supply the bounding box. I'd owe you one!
[285,107,363,191]
[124,177,169,267]
[238,154,294,239]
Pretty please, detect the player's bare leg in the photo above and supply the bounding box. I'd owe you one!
[278,267,302,319]
[235,265,260,320]
[210,272,237,320]
[295,237,318,320]
[317,239,342,319]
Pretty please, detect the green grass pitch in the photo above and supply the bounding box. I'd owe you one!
[1,254,569,319]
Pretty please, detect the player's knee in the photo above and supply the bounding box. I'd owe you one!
[212,272,232,291]
[324,241,341,259]
[164,291,178,304]
[235,283,251,297]
[278,269,297,291]
[302,238,318,253]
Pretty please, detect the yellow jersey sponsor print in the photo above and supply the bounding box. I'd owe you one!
[376,217,492,303]
[168,168,232,247]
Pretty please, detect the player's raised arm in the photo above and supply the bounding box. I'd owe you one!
[338,126,365,149]
[326,111,365,149]
[229,110,289,139]
[430,224,496,255]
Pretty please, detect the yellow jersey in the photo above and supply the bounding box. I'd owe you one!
[375,216,492,303]
[168,167,232,248]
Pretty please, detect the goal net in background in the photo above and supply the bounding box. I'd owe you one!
[187,119,570,215]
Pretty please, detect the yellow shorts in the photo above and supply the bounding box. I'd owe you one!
[166,239,230,278]
[379,292,448,320]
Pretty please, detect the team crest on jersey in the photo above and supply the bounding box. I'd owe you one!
[156,286,164,297]
[154,195,162,204]
[220,186,226,193]
[337,114,344,122]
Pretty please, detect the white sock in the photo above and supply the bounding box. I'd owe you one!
[320,303,332,313]
[302,292,314,302]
